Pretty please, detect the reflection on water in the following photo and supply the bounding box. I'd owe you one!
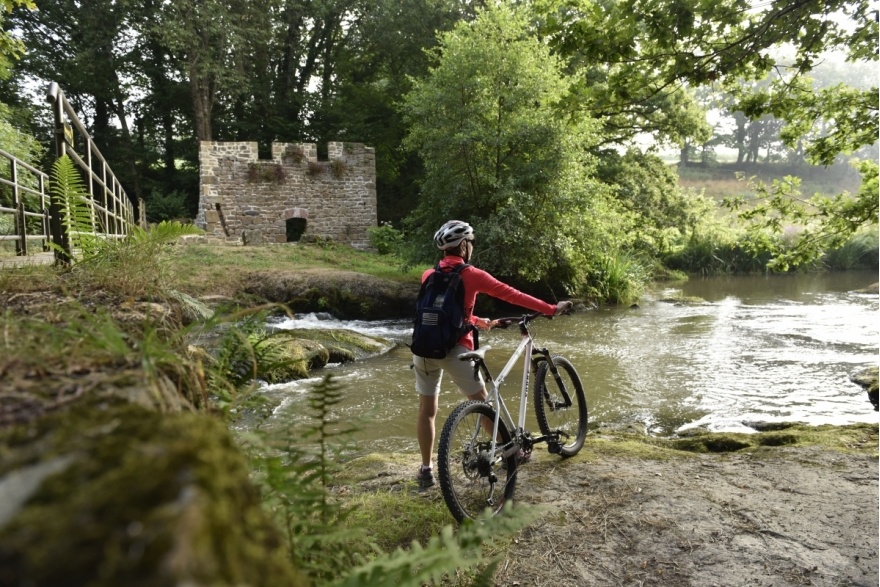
[251,271,878,451]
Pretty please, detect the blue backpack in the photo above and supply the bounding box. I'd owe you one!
[410,263,476,359]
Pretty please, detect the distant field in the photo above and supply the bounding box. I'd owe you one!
[675,161,863,201]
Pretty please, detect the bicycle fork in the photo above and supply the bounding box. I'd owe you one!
[534,348,574,410]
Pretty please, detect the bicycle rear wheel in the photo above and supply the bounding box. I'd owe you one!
[534,356,588,457]
[437,400,517,523]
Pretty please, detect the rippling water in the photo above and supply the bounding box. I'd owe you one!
[249,271,878,451]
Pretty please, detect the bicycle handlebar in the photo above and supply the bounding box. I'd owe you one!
[492,303,572,330]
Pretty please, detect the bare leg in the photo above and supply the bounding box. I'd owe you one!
[417,394,439,468]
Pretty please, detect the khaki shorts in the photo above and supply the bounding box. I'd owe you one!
[413,345,486,397]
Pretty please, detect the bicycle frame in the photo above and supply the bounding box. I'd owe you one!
[438,306,585,522]
[467,317,552,465]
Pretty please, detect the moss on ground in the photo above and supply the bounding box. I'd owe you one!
[0,398,304,587]
[623,423,878,456]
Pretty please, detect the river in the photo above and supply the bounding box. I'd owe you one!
[248,270,878,453]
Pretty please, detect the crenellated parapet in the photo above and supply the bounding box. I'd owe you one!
[196,141,377,248]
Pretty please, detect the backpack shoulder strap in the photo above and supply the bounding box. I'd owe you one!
[447,262,478,348]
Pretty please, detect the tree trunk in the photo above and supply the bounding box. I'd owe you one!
[191,67,214,141]
[735,113,747,164]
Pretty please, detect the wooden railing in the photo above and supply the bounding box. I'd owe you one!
[0,148,51,256]
[45,82,144,262]
[1,83,147,264]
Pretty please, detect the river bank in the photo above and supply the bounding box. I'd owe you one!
[1,244,877,586]
[340,423,878,587]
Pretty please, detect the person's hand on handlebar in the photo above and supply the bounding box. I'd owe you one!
[473,316,495,330]
[553,301,574,316]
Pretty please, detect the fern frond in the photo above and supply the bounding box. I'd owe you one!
[50,154,102,259]
[128,220,203,247]
[332,508,535,587]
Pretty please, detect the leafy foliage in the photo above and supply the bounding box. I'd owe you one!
[824,227,879,271]
[6,0,876,286]
[143,190,191,223]
[722,160,879,271]
[596,150,714,257]
[245,374,534,586]
[402,3,624,291]
[65,219,202,298]
[243,375,359,583]
[0,1,33,78]
[331,508,535,587]
[368,221,405,256]
[49,154,101,258]
[583,253,648,305]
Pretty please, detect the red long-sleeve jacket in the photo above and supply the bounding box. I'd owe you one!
[421,255,557,351]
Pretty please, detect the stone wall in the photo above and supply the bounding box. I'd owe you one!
[196,141,377,248]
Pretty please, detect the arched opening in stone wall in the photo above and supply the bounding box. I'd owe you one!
[286,218,307,242]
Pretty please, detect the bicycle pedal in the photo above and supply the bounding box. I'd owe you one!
[547,441,561,454]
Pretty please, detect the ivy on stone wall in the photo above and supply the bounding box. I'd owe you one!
[247,163,286,183]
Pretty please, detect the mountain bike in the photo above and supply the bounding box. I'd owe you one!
[436,310,588,522]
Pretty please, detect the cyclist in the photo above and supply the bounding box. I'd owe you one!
[413,220,571,490]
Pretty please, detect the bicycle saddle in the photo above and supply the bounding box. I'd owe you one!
[458,346,492,361]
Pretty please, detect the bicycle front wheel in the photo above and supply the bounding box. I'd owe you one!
[437,400,517,523]
[534,356,588,457]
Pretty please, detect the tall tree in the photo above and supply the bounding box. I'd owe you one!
[316,0,480,222]
[535,0,878,268]
[403,3,625,290]
[0,1,33,79]
[9,0,146,198]
[152,0,275,142]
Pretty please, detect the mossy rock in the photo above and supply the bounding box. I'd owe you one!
[669,434,753,453]
[258,328,391,383]
[0,399,305,586]
[850,365,879,411]
[853,282,878,294]
[243,269,419,319]
[667,424,878,456]
[278,328,393,361]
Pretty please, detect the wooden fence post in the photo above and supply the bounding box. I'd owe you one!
[46,82,71,265]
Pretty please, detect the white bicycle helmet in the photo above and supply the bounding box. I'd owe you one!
[433,220,474,250]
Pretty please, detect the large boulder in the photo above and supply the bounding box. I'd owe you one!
[243,269,419,320]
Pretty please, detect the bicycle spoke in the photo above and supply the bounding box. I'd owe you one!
[437,401,517,522]
[534,356,588,456]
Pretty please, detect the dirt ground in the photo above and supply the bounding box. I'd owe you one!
[371,437,878,587]
[496,447,877,587]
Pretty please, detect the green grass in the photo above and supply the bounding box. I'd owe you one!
[824,228,879,270]
[166,243,423,296]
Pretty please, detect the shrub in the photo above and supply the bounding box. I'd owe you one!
[662,228,776,275]
[282,145,306,163]
[307,160,327,176]
[367,222,404,256]
[329,159,347,178]
[824,228,879,270]
[583,253,648,304]
[145,190,190,223]
[247,162,286,183]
